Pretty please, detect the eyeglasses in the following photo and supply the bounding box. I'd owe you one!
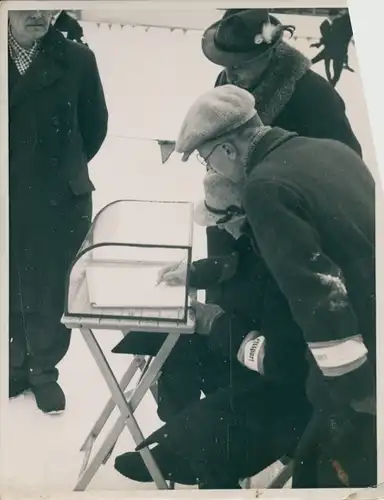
[196,143,222,167]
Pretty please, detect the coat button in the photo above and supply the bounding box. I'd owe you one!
[49,199,58,206]
[50,157,59,167]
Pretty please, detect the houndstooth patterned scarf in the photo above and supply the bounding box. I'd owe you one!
[8,24,41,75]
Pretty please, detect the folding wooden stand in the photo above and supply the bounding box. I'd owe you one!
[62,313,196,491]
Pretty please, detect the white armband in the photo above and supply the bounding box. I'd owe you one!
[237,332,266,374]
[309,335,368,377]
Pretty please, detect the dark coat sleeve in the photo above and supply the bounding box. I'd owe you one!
[188,252,239,290]
[243,179,358,343]
[243,179,374,406]
[78,49,108,161]
[290,72,362,157]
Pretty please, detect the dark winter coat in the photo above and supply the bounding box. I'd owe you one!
[9,27,108,316]
[214,43,361,155]
[241,127,375,405]
[240,127,375,486]
[208,42,362,269]
[189,127,375,486]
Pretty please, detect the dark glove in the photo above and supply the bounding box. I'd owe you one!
[306,345,376,417]
[326,362,376,417]
[292,409,355,488]
[301,359,375,473]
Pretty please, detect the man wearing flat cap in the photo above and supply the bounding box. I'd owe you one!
[174,84,376,487]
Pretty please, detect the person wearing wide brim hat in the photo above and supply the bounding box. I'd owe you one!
[201,8,362,148]
[201,8,362,332]
[202,8,293,68]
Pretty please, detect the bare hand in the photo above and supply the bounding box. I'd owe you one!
[190,299,224,335]
[157,261,187,286]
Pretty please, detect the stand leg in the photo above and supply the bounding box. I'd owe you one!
[241,478,252,489]
[80,355,146,451]
[75,413,127,491]
[267,460,293,489]
[128,333,180,411]
[79,328,179,490]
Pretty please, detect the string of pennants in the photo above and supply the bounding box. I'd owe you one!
[94,22,318,42]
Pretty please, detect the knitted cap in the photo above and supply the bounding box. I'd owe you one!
[176,85,256,161]
[194,170,244,227]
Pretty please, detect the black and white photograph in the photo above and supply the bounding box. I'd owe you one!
[0,1,382,495]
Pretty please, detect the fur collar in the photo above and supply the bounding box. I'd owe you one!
[217,42,311,125]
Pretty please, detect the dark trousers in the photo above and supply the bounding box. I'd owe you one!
[9,193,92,386]
[112,331,263,421]
[9,311,71,385]
[113,332,313,486]
[145,374,312,487]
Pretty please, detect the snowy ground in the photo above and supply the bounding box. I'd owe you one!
[1,17,379,494]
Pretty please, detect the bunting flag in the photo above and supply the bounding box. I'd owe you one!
[108,134,176,164]
[92,22,318,41]
[158,140,176,164]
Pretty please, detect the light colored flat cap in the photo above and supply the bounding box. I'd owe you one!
[176,84,256,161]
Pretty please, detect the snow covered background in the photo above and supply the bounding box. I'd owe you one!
[1,12,379,494]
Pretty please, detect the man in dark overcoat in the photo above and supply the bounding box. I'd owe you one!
[179,85,376,487]
[8,9,108,413]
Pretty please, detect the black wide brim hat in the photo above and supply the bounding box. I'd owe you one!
[202,9,283,67]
